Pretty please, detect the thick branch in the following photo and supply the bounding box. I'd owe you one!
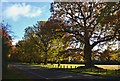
[92,30,117,48]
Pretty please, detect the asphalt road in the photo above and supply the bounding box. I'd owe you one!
[9,63,113,80]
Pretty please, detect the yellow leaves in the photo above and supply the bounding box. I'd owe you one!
[8,54,11,59]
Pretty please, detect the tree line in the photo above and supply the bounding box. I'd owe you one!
[1,23,12,76]
[2,2,120,69]
[10,21,72,64]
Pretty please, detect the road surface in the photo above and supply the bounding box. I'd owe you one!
[8,63,114,80]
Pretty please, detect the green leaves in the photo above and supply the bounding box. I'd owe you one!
[11,21,70,64]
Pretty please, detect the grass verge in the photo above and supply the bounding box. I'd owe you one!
[71,67,120,78]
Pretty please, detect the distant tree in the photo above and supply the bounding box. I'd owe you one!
[11,21,70,64]
[103,50,120,62]
[110,50,120,62]
[24,27,41,63]
[35,21,66,64]
[12,27,42,63]
[50,2,120,68]
[15,40,26,62]
[10,45,19,62]
[49,34,70,65]
[101,49,111,61]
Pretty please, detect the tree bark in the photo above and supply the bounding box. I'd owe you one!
[84,44,93,68]
[44,51,47,65]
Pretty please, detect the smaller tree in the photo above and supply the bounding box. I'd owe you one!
[35,21,62,64]
[101,49,111,62]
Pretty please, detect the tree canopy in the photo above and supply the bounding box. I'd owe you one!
[1,23,12,75]
[50,2,120,68]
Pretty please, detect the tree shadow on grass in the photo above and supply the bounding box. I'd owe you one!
[77,66,103,70]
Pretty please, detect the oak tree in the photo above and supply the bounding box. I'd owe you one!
[50,2,120,68]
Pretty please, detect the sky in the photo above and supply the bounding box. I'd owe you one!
[1,2,52,45]
[1,1,119,50]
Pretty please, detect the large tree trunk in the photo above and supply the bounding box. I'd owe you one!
[44,51,47,65]
[44,58,47,65]
[2,45,9,79]
[84,44,94,68]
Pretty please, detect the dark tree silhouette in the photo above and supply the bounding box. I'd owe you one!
[50,2,120,68]
[1,23,12,76]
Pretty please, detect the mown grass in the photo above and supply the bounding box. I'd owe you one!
[30,63,119,70]
[95,65,119,70]
[30,63,84,69]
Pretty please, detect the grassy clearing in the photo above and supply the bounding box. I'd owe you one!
[95,65,119,70]
[30,63,119,70]
[30,63,84,69]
